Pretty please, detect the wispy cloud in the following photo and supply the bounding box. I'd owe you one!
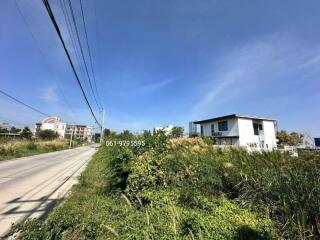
[191,34,320,118]
[137,78,172,93]
[118,78,174,96]
[39,84,59,103]
[106,116,151,132]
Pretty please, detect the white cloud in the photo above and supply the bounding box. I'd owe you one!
[106,116,151,132]
[191,34,320,118]
[137,78,172,93]
[39,84,59,103]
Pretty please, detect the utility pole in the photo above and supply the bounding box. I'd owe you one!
[69,123,74,149]
[100,108,105,144]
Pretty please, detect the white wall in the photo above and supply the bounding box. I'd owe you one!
[238,118,255,147]
[263,121,277,149]
[41,122,66,138]
[200,118,239,137]
[198,117,277,150]
[238,118,277,150]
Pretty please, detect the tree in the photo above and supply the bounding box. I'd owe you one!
[277,130,303,146]
[0,127,9,134]
[171,126,184,138]
[93,133,101,143]
[277,130,289,145]
[143,130,152,138]
[21,127,33,139]
[38,129,59,140]
[10,126,21,133]
[103,128,111,137]
[288,132,304,146]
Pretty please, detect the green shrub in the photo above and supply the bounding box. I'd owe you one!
[15,134,320,239]
[26,141,37,150]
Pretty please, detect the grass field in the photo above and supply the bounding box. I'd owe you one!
[14,133,320,239]
[0,138,82,161]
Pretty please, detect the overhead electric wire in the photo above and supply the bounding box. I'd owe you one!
[0,89,50,117]
[59,0,95,105]
[79,0,102,106]
[65,0,101,110]
[41,0,101,127]
[14,0,78,122]
[0,116,32,128]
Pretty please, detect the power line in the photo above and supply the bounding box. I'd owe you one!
[14,0,78,122]
[66,0,101,110]
[41,0,101,127]
[0,116,32,128]
[0,89,50,117]
[79,0,102,106]
[59,0,95,106]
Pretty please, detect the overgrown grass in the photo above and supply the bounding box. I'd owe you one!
[15,134,320,239]
[0,139,83,161]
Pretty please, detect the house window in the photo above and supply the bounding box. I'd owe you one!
[218,121,228,131]
[211,124,214,136]
[200,126,204,136]
[253,123,259,135]
[259,124,263,130]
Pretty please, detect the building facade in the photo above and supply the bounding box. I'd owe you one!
[35,116,92,142]
[190,114,277,150]
[154,125,174,135]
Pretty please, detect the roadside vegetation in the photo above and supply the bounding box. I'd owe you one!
[0,129,84,161]
[15,131,320,239]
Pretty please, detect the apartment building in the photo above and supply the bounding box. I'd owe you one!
[35,116,92,142]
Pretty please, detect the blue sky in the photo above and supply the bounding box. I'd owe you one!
[0,0,319,135]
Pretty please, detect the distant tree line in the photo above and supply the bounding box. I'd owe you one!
[101,126,184,141]
[0,125,61,141]
[0,126,21,134]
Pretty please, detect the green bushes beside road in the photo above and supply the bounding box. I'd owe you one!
[15,133,320,239]
[0,139,82,161]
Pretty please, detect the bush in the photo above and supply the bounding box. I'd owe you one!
[0,139,70,161]
[26,141,37,150]
[38,129,59,140]
[21,127,33,139]
[16,134,320,239]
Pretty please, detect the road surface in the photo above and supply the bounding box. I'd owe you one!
[0,146,96,238]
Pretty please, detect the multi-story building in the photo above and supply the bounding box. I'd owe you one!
[35,116,92,142]
[154,125,174,135]
[190,114,277,150]
[64,124,92,141]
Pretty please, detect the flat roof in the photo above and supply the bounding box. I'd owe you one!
[193,114,277,124]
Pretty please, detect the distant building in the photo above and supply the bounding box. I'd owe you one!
[35,116,92,142]
[191,114,277,150]
[188,122,197,136]
[0,122,11,130]
[154,125,174,135]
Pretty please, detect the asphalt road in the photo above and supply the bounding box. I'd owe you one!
[0,146,96,238]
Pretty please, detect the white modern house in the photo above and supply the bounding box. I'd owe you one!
[35,116,93,142]
[190,114,278,150]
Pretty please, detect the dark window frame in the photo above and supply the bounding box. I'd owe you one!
[211,124,214,136]
[200,125,204,136]
[253,123,259,135]
[218,121,228,131]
